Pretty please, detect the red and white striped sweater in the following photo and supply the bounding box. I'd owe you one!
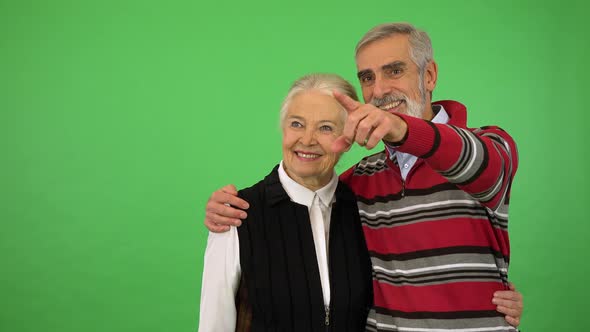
[340,100,519,332]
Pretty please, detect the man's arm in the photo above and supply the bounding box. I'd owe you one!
[204,184,249,232]
[393,112,518,212]
[332,92,518,212]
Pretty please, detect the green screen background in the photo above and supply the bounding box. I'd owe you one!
[2,0,588,331]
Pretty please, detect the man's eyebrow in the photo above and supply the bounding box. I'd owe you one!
[357,62,406,78]
[357,69,373,79]
[382,61,407,71]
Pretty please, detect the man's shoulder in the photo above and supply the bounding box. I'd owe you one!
[469,125,517,150]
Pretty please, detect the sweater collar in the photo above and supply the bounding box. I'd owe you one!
[434,100,467,127]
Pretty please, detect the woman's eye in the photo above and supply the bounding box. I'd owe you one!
[290,121,303,128]
[320,125,333,132]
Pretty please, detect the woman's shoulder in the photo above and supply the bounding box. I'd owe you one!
[237,178,266,201]
[237,164,281,202]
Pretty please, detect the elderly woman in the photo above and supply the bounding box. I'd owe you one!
[198,73,373,331]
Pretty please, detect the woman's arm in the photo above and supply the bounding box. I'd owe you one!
[198,227,241,332]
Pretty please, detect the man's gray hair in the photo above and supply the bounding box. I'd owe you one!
[355,22,433,73]
[279,73,358,126]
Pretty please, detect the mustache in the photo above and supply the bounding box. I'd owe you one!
[370,93,409,107]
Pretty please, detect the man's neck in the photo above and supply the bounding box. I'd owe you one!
[421,103,435,121]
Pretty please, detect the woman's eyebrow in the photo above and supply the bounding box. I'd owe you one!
[286,115,304,120]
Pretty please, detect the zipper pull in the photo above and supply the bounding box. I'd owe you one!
[325,305,330,326]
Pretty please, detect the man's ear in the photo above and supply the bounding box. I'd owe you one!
[424,60,438,93]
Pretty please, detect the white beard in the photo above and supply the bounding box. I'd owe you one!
[370,91,427,118]
[404,95,426,118]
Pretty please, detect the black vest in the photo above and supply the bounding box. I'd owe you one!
[236,166,373,332]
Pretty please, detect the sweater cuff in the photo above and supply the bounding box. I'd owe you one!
[383,128,408,148]
[393,114,440,158]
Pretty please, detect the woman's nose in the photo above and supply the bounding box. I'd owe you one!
[300,129,316,145]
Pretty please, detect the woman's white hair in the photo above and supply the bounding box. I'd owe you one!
[279,73,358,126]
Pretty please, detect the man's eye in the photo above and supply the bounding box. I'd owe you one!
[290,121,303,128]
[389,68,403,76]
[319,125,333,132]
[360,75,373,84]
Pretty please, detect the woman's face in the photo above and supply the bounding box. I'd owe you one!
[282,90,344,190]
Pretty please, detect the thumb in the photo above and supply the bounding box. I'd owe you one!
[331,135,352,153]
[333,90,361,113]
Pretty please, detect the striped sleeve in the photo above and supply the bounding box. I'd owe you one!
[395,114,518,212]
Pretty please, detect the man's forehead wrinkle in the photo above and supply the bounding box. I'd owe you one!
[358,53,411,68]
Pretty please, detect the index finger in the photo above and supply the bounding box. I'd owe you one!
[333,90,361,113]
[224,194,249,210]
[213,185,249,209]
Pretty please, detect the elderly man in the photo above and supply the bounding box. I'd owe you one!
[205,22,522,331]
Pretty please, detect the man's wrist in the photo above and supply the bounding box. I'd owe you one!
[384,129,408,147]
[384,116,409,147]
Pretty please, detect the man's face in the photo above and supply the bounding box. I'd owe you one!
[355,34,436,120]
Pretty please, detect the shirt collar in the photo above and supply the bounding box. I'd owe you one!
[278,161,338,208]
[431,104,450,124]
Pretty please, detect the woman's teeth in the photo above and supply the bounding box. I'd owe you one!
[296,152,320,159]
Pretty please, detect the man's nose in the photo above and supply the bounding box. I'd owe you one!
[372,76,391,99]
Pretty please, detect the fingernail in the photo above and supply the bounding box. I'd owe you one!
[492,298,498,304]
[240,212,247,219]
